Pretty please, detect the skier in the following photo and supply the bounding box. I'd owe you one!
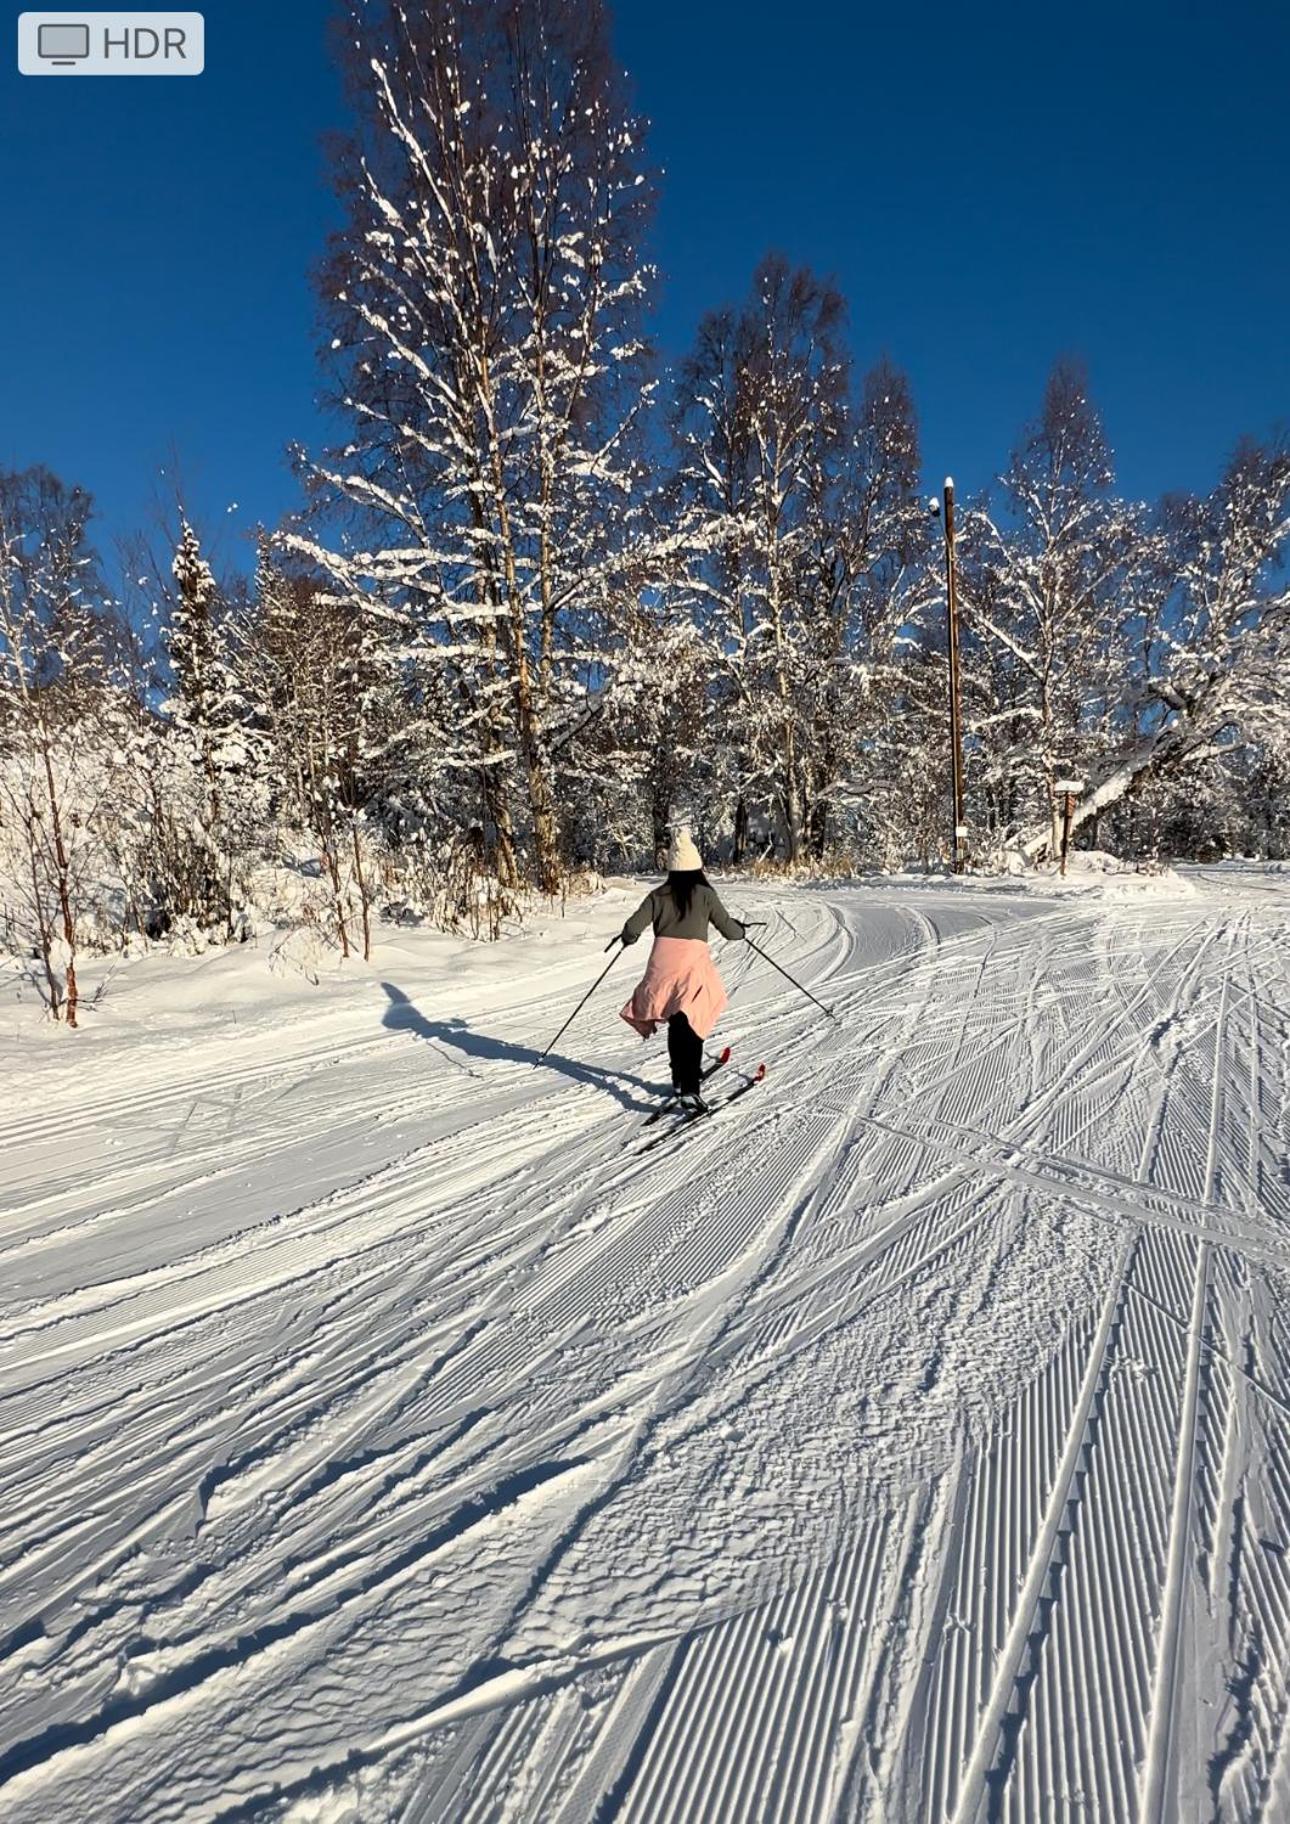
[618,829,746,1106]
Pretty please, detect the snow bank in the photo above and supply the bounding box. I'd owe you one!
[0,880,643,1077]
[1008,850,1199,900]
[795,851,1199,901]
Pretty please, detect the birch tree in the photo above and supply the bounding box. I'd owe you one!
[295,0,656,894]
[0,468,124,1022]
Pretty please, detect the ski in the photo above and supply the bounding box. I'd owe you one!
[722,1061,766,1106]
[641,1046,731,1128]
[637,1062,765,1155]
[705,1045,733,1079]
[637,1098,712,1154]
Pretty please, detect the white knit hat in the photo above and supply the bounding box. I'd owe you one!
[666,827,703,871]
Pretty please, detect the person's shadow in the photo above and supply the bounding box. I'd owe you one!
[380,983,657,1110]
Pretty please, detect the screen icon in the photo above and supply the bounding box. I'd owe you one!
[19,13,204,75]
[38,21,89,62]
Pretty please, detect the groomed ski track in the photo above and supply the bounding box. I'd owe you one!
[1,867,1288,1822]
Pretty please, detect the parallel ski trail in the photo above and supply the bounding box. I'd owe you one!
[2,877,1288,1822]
[1139,962,1228,1821]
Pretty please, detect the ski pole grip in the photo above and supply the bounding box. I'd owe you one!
[604,934,622,953]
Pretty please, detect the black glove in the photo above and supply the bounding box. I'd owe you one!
[620,926,639,945]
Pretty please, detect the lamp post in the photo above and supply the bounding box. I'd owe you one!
[929,478,966,872]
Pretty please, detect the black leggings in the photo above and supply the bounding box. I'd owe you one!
[667,1013,704,1093]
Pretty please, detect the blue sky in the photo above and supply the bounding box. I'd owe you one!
[1,0,1286,575]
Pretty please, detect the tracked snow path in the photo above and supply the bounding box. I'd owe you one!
[1,872,1288,1822]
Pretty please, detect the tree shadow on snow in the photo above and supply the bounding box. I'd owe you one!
[379,982,657,1110]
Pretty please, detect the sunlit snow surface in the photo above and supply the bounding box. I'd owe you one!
[1,864,1288,1822]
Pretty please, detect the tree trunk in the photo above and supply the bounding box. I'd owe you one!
[480,763,519,889]
[525,735,562,895]
[320,819,350,958]
[496,579,561,894]
[478,348,563,896]
[765,464,801,865]
[733,795,749,865]
[41,745,78,1028]
[26,825,62,1020]
[504,607,560,893]
[350,819,372,962]
[781,746,801,863]
[651,782,671,867]
[467,502,520,893]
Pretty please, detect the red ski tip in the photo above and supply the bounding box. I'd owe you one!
[753,1063,767,1081]
[718,1045,732,1064]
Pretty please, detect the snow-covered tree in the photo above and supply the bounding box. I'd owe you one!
[671,257,852,862]
[243,539,392,959]
[1023,434,1290,858]
[672,266,927,862]
[797,358,928,858]
[0,468,127,1022]
[954,362,1148,854]
[159,519,262,933]
[292,0,657,894]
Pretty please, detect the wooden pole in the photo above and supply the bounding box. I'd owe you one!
[1055,776,1084,876]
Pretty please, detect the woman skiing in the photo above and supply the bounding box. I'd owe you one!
[618,829,746,1106]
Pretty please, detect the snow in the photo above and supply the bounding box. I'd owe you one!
[1,869,1288,1820]
[998,849,1200,899]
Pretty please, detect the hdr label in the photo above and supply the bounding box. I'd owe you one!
[18,12,204,75]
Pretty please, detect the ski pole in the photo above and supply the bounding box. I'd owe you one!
[743,932,839,1024]
[536,937,624,1062]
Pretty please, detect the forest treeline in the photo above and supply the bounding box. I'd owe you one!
[2,0,1288,1022]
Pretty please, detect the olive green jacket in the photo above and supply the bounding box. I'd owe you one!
[621,881,746,946]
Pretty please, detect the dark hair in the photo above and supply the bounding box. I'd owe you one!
[666,868,708,920]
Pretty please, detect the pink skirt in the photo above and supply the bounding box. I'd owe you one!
[620,936,728,1042]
